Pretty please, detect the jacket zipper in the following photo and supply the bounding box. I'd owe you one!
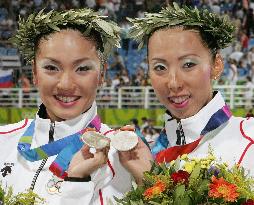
[176,120,186,145]
[30,122,55,191]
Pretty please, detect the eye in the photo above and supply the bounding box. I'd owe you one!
[43,65,59,72]
[76,65,92,72]
[153,64,167,72]
[182,62,197,69]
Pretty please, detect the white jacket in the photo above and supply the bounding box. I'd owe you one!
[154,92,254,175]
[0,102,132,205]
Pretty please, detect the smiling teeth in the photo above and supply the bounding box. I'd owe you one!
[56,96,79,103]
[170,96,189,104]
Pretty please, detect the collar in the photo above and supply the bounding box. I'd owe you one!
[165,91,226,146]
[32,102,97,148]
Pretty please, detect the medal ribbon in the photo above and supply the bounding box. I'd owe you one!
[17,115,101,179]
[155,105,232,163]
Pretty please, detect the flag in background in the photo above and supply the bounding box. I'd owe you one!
[0,69,13,88]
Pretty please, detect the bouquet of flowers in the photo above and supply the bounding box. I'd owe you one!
[116,152,254,205]
[0,184,45,205]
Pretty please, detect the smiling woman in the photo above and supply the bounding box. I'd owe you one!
[148,28,218,120]
[33,29,102,122]
[128,3,254,178]
[0,8,152,205]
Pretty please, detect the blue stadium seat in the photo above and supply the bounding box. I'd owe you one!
[1,30,12,39]
[248,38,254,49]
[7,48,18,56]
[0,46,7,55]
[0,8,8,21]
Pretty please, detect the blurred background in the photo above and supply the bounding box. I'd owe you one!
[0,0,254,145]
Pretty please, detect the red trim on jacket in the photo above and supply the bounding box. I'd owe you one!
[103,130,116,179]
[238,119,254,164]
[103,129,114,136]
[0,118,29,134]
[99,189,104,205]
[107,160,115,178]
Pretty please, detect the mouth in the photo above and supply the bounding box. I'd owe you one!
[168,95,190,108]
[54,95,81,103]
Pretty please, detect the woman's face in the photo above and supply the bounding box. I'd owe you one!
[148,28,222,119]
[33,29,103,122]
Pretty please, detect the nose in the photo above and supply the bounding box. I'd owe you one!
[56,71,75,93]
[166,69,183,92]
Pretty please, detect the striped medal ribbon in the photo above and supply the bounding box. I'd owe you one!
[17,115,101,179]
[154,105,232,163]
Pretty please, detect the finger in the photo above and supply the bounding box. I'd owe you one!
[94,151,109,166]
[81,144,90,153]
[81,145,94,159]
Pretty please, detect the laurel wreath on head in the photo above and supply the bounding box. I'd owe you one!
[128,3,236,50]
[10,8,121,63]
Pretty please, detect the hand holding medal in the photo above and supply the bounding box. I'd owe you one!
[68,127,138,178]
[116,125,153,185]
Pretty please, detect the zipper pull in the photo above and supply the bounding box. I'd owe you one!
[176,121,186,145]
[49,122,55,142]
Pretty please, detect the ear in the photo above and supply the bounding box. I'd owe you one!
[31,60,38,86]
[211,54,224,80]
[99,63,107,86]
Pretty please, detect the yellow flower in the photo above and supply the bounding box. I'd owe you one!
[184,161,196,173]
[170,160,175,166]
[201,164,207,169]
[193,158,200,163]
[180,154,188,160]
[208,154,216,161]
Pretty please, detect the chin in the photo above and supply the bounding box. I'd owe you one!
[170,110,192,120]
[56,112,80,121]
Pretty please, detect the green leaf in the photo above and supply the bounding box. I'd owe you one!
[173,2,180,11]
[190,163,201,181]
[174,184,185,198]
[48,23,60,31]
[197,179,209,194]
[94,19,114,36]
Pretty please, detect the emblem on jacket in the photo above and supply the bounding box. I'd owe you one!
[1,163,14,177]
[46,175,63,195]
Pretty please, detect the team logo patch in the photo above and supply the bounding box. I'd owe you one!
[1,163,14,177]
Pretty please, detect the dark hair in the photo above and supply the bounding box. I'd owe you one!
[131,118,139,125]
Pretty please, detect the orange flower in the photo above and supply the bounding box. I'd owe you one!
[209,176,239,202]
[144,180,166,199]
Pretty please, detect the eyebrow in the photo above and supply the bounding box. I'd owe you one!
[178,54,200,60]
[151,54,200,62]
[150,58,167,63]
[43,57,94,66]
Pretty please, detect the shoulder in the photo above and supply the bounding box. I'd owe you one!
[0,119,31,136]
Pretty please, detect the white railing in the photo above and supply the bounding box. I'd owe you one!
[0,85,253,109]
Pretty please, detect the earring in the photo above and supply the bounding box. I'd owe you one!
[212,64,222,80]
